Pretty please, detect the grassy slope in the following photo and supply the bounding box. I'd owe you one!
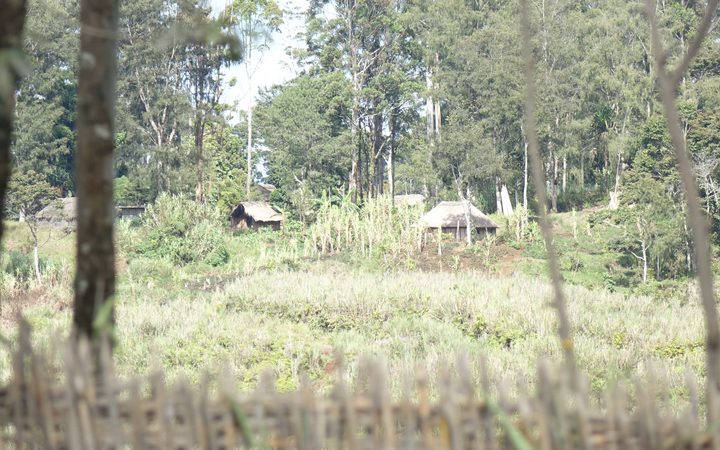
[1,216,706,408]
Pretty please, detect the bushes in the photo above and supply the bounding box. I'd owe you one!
[131,194,229,266]
[1,249,50,283]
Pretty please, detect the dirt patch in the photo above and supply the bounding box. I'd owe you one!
[0,285,72,329]
[413,240,520,273]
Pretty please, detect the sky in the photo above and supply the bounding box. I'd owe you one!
[210,0,309,122]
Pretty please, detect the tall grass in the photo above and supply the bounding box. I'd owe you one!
[308,195,425,260]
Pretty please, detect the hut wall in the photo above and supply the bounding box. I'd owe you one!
[254,221,281,231]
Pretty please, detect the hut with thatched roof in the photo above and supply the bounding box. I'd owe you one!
[230,201,283,230]
[37,197,76,229]
[420,201,498,240]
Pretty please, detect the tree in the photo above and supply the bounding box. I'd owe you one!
[179,1,230,203]
[13,0,78,196]
[116,0,188,200]
[224,0,283,197]
[73,0,119,339]
[6,170,56,284]
[256,72,352,199]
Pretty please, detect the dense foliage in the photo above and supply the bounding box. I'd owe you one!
[4,0,720,287]
[129,194,230,266]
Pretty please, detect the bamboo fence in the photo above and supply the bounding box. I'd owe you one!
[0,321,713,450]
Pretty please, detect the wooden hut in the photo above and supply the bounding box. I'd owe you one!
[421,201,497,240]
[256,183,276,201]
[116,205,145,220]
[230,201,283,230]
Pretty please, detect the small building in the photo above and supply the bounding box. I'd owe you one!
[230,201,283,230]
[37,197,76,229]
[117,205,145,220]
[420,201,498,240]
[256,183,276,201]
[394,194,425,207]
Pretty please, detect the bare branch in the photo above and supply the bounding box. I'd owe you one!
[671,0,719,86]
[519,0,577,386]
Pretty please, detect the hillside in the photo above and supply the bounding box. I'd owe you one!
[0,204,707,406]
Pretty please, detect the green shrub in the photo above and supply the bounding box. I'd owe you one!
[134,194,230,266]
[0,249,49,283]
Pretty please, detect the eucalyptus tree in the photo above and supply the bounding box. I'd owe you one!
[117,0,188,198]
[223,0,283,197]
[178,0,231,203]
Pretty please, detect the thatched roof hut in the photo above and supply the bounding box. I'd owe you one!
[421,201,498,240]
[230,201,283,230]
[37,197,76,229]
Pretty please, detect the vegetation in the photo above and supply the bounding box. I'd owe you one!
[1,0,720,428]
[0,222,708,405]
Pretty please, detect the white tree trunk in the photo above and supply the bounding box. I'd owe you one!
[523,140,528,208]
[500,184,513,216]
[33,237,41,285]
[246,62,253,197]
[641,241,648,283]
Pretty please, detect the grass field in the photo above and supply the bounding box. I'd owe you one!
[0,213,707,410]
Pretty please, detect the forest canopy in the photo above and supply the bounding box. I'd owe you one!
[4,0,720,286]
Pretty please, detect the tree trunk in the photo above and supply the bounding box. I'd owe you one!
[609,145,623,209]
[523,140,528,208]
[425,67,434,145]
[562,154,567,193]
[641,241,648,283]
[33,236,41,285]
[73,0,119,339]
[501,184,513,216]
[433,53,441,142]
[371,106,383,196]
[246,67,253,197]
[551,150,558,212]
[388,113,396,204]
[349,76,362,202]
[0,0,28,248]
[194,114,205,203]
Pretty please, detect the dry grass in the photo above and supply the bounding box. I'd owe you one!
[1,265,705,410]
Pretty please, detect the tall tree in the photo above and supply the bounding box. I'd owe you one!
[179,1,229,203]
[224,0,282,197]
[117,0,187,200]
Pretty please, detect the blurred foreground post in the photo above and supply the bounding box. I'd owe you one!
[73,0,119,338]
[644,0,720,430]
[0,0,28,249]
